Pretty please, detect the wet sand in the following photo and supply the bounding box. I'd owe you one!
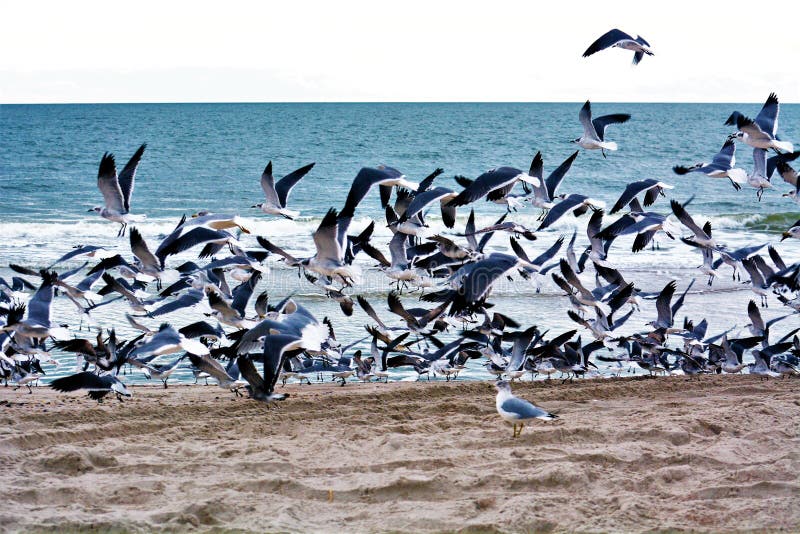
[1,375,798,533]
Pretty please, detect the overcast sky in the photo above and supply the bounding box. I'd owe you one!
[2,0,798,103]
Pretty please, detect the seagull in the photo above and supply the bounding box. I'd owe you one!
[305,208,359,286]
[781,218,800,241]
[525,151,579,215]
[252,161,314,219]
[0,271,67,342]
[130,354,186,388]
[90,144,147,236]
[673,138,747,190]
[726,93,793,153]
[609,178,675,215]
[50,372,132,402]
[572,101,630,157]
[670,200,715,248]
[448,166,540,209]
[128,324,210,359]
[237,334,298,402]
[746,148,774,201]
[582,28,653,65]
[777,161,800,202]
[494,380,557,438]
[537,193,606,231]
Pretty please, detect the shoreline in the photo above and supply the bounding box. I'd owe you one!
[2,374,798,533]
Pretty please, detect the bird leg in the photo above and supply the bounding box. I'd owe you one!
[601,149,607,159]
[162,379,168,389]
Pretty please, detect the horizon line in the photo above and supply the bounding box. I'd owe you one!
[3,99,798,106]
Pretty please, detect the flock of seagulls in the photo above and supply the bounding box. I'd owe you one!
[2,30,799,438]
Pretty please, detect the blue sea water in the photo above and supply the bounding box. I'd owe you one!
[1,102,798,225]
[0,103,798,385]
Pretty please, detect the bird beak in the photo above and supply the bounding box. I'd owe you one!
[781,232,791,241]
[251,205,258,208]
[87,208,94,212]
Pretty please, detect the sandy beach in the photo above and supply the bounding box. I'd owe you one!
[1,375,797,533]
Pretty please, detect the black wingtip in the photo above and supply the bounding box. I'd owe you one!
[736,114,754,129]
[263,161,273,176]
[723,112,739,127]
[98,152,116,177]
[320,207,339,227]
[765,92,779,106]
[673,165,690,175]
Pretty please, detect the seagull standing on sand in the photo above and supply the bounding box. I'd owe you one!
[571,101,630,158]
[90,144,147,236]
[582,29,654,65]
[494,380,558,438]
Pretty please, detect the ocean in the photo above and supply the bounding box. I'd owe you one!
[1,102,798,384]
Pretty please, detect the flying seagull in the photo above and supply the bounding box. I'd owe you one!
[90,144,147,236]
[50,372,132,402]
[673,138,747,190]
[582,29,653,65]
[252,161,314,219]
[726,93,793,153]
[572,101,630,157]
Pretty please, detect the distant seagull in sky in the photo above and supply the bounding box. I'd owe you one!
[582,29,653,65]
[90,144,146,237]
[572,101,630,158]
[252,161,314,219]
[494,380,558,438]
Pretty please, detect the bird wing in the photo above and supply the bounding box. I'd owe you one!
[737,116,770,142]
[117,144,146,212]
[403,187,455,221]
[231,272,262,317]
[129,228,161,270]
[387,291,420,327]
[754,92,779,137]
[97,153,125,213]
[578,101,599,140]
[710,138,736,170]
[26,271,57,327]
[592,114,631,142]
[655,280,676,327]
[313,208,343,263]
[149,289,204,318]
[582,28,633,57]
[448,167,524,207]
[276,162,314,208]
[263,335,299,394]
[531,235,565,267]
[545,151,579,201]
[187,353,235,383]
[500,396,552,420]
[259,161,281,206]
[50,372,111,392]
[388,232,409,269]
[538,194,588,230]
[237,355,265,394]
[611,179,658,214]
[670,200,709,240]
[356,296,388,329]
[747,300,766,333]
[465,209,479,250]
